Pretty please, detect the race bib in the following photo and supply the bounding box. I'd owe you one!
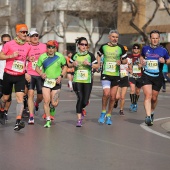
[32,61,38,70]
[44,78,56,88]
[105,62,116,72]
[120,70,127,78]
[147,60,158,70]
[12,60,24,72]
[77,70,88,80]
[133,65,141,73]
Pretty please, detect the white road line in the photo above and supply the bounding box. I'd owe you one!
[140,117,170,140]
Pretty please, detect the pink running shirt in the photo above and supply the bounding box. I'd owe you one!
[2,40,31,76]
[27,43,46,76]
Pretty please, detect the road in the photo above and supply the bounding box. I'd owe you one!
[1,77,170,170]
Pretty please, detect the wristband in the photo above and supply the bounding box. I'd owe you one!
[60,74,63,78]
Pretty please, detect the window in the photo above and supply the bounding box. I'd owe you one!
[122,0,135,12]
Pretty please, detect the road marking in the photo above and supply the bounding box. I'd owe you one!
[140,117,170,140]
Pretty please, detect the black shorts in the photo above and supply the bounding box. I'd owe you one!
[42,79,61,91]
[141,73,163,91]
[119,76,129,87]
[129,77,143,89]
[101,74,120,87]
[26,75,43,94]
[3,72,25,95]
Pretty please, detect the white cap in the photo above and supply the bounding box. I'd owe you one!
[29,30,39,36]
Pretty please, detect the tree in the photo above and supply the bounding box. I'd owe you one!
[123,0,160,44]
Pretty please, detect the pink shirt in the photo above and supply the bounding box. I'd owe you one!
[27,43,46,76]
[2,40,31,76]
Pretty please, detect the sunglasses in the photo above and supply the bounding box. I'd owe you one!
[20,31,28,34]
[79,43,88,46]
[133,47,139,49]
[31,34,39,38]
[47,45,56,49]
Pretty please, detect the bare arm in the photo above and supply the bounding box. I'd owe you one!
[0,51,19,60]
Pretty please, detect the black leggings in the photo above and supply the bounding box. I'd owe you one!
[73,82,92,113]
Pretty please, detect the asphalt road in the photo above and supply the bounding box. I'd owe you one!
[1,77,170,170]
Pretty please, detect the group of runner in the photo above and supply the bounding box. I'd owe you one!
[0,24,170,130]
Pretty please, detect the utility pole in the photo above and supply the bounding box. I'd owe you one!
[25,0,31,31]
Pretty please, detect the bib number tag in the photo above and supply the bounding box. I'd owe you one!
[77,70,88,80]
[133,65,141,73]
[147,60,158,70]
[120,70,127,78]
[12,60,24,72]
[106,62,116,72]
[44,78,56,88]
[32,61,38,70]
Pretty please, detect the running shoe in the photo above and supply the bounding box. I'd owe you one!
[76,119,82,127]
[105,116,112,125]
[98,112,106,124]
[28,117,34,125]
[4,112,8,122]
[145,116,153,126]
[114,100,118,108]
[50,107,55,117]
[22,108,29,118]
[132,104,137,112]
[119,110,125,116]
[34,102,39,111]
[129,104,134,111]
[44,120,51,128]
[82,108,86,117]
[14,121,25,131]
[0,111,5,125]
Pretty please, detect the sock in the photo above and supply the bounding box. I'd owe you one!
[46,116,51,121]
[136,95,140,103]
[106,113,111,117]
[102,110,106,113]
[30,113,34,118]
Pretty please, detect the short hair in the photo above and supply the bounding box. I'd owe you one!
[150,30,160,37]
[1,34,11,42]
[109,29,119,36]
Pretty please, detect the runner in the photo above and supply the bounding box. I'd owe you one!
[140,30,170,126]
[36,40,67,128]
[0,34,12,124]
[66,51,74,92]
[68,37,98,127]
[97,30,127,125]
[114,47,132,116]
[0,24,31,130]
[128,44,143,112]
[26,30,46,124]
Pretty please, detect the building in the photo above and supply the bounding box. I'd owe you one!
[117,0,170,52]
[0,0,117,53]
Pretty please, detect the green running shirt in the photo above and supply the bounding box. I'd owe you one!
[98,43,126,76]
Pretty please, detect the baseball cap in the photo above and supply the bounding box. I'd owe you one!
[29,30,39,36]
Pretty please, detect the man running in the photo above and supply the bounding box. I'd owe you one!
[140,30,170,126]
[36,40,67,128]
[97,30,127,125]
[26,30,46,124]
[0,24,31,131]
